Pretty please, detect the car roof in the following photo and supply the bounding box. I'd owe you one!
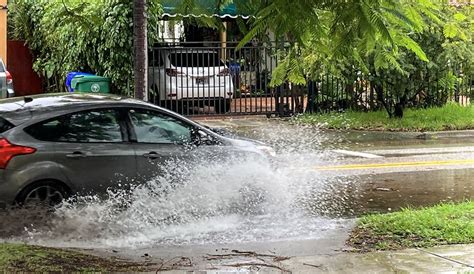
[0,93,157,125]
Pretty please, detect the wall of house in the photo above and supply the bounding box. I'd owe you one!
[0,0,7,65]
[159,21,184,42]
[7,41,43,96]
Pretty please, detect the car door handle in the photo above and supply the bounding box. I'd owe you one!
[66,151,87,159]
[143,151,160,159]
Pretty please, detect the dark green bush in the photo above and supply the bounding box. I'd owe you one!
[8,0,162,95]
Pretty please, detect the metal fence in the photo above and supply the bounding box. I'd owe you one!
[148,41,303,116]
[148,41,473,116]
[307,70,473,114]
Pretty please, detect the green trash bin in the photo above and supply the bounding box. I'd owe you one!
[71,75,111,93]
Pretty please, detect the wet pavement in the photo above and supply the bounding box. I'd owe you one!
[348,169,473,215]
[281,244,474,273]
[199,116,474,214]
[3,116,474,272]
[81,243,474,273]
[66,117,474,272]
[127,116,474,272]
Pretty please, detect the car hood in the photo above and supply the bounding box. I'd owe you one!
[219,133,274,158]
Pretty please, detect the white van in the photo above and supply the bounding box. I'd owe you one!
[148,49,234,113]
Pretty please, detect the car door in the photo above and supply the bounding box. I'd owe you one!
[24,108,137,194]
[126,108,198,183]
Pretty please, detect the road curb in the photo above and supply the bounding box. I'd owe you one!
[357,129,474,140]
[414,130,474,139]
[193,116,474,139]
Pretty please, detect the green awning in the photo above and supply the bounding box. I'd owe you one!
[161,0,253,19]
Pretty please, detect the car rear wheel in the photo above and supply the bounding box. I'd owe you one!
[16,181,69,208]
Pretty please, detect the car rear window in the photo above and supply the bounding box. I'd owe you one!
[169,52,224,67]
[25,109,123,143]
[0,117,14,133]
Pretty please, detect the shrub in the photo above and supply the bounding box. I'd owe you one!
[8,0,162,95]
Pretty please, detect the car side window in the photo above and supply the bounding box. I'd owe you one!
[129,109,192,144]
[25,109,123,143]
[0,117,14,133]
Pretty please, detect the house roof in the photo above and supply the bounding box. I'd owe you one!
[161,0,253,19]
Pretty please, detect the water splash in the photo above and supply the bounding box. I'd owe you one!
[1,123,356,248]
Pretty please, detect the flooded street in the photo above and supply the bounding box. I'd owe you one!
[349,169,473,215]
[0,117,473,267]
[216,118,473,214]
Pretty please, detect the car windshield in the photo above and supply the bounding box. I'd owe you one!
[169,52,224,67]
[0,59,5,72]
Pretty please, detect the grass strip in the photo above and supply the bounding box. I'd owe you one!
[0,243,146,272]
[298,103,474,131]
[349,201,474,251]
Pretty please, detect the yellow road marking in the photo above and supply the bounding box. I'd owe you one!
[315,159,474,171]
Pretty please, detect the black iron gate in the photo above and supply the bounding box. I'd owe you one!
[147,41,302,116]
[147,41,473,116]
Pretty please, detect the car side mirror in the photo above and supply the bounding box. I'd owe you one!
[192,129,215,146]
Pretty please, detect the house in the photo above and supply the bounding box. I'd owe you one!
[154,0,290,114]
[1,0,43,96]
[159,0,254,44]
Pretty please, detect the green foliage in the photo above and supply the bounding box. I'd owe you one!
[8,0,163,95]
[245,1,473,118]
[368,4,474,115]
[350,201,474,250]
[0,243,145,271]
[297,103,474,131]
[243,0,440,78]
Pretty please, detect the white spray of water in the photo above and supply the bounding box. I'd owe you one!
[2,122,357,248]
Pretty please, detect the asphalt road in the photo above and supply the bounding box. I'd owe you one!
[200,117,473,212]
[83,118,473,272]
[3,117,471,272]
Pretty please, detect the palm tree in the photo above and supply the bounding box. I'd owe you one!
[133,0,147,100]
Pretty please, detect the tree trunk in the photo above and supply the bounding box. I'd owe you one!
[374,84,393,118]
[133,0,148,100]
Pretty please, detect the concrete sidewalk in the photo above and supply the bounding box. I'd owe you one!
[147,244,474,273]
[282,245,474,273]
[98,244,474,273]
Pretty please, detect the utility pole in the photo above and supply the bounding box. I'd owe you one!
[133,0,148,100]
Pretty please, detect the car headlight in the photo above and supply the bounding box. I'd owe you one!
[256,145,277,157]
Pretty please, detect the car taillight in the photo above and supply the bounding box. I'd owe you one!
[5,71,12,85]
[166,68,185,77]
[217,68,231,77]
[0,138,36,169]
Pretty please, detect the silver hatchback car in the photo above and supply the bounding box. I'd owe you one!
[0,93,273,208]
[0,58,14,99]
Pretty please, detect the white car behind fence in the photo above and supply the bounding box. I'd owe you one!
[149,49,234,114]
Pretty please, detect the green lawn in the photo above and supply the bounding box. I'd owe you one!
[298,103,474,131]
[349,201,474,251]
[0,243,145,272]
